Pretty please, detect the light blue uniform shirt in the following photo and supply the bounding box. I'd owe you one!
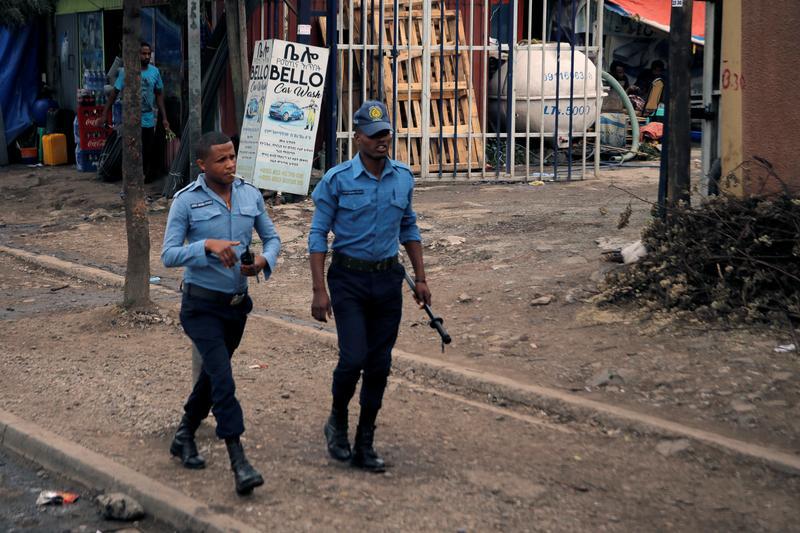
[162,175,281,294]
[114,64,163,128]
[308,154,421,261]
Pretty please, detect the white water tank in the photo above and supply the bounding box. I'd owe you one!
[487,44,603,138]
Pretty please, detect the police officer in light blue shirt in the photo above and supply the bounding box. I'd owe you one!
[309,100,432,472]
[162,132,280,495]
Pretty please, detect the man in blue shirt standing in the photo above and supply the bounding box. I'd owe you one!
[162,132,280,495]
[309,100,432,472]
[102,41,170,182]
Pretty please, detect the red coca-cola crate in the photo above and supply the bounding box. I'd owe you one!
[77,105,108,151]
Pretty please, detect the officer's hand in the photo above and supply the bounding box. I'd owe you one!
[311,288,333,322]
[413,280,432,308]
[241,255,266,276]
[205,239,241,268]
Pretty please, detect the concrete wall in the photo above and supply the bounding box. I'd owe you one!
[722,0,800,196]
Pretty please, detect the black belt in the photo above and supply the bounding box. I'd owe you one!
[331,252,398,273]
[182,283,247,306]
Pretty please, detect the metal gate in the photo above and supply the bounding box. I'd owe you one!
[325,0,605,181]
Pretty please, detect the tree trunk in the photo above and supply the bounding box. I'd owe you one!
[121,0,152,310]
[225,0,245,132]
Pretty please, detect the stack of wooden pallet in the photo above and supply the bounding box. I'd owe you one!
[346,0,483,174]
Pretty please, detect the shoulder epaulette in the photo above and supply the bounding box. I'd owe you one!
[238,177,260,190]
[390,159,414,176]
[173,180,201,198]
[324,160,353,181]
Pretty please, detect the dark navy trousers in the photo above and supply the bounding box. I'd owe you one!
[179,293,252,439]
[327,262,405,413]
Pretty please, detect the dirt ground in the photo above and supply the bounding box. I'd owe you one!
[1,164,799,531]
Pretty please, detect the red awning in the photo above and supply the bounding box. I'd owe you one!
[607,0,705,44]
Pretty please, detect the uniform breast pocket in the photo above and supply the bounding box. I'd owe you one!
[338,194,371,221]
[236,204,261,219]
[389,193,409,211]
[233,204,261,240]
[388,189,409,225]
[190,206,223,231]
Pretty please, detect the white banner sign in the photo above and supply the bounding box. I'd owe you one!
[237,39,329,196]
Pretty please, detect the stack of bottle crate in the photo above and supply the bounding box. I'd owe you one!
[75,88,107,172]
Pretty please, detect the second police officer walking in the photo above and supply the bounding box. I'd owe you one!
[309,100,432,472]
[162,132,280,495]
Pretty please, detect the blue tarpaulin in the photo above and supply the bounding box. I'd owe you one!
[0,24,39,144]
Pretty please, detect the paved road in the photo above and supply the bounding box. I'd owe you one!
[0,449,171,533]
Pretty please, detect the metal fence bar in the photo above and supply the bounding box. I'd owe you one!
[361,0,367,105]
[539,1,547,179]
[373,0,378,98]
[466,0,474,179]
[567,0,576,180]
[494,3,501,180]
[325,0,339,170]
[346,0,353,159]
[405,3,412,168]
[481,0,488,180]
[453,0,460,178]
[420,0,431,177]
[327,0,605,182]
[524,2,533,180]
[594,0,603,176]
[438,0,444,179]
[505,0,516,178]
[582,0,589,178]
[391,0,398,159]
[553,0,562,179]
[377,0,385,98]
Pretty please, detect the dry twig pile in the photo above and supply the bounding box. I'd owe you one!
[600,194,800,323]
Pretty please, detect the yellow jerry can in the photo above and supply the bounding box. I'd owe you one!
[43,133,68,166]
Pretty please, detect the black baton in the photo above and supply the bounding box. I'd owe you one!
[404,272,451,351]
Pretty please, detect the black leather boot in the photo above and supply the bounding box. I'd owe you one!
[351,425,385,472]
[324,409,351,462]
[169,415,205,469]
[225,437,264,495]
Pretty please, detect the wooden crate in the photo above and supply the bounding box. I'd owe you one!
[348,0,484,174]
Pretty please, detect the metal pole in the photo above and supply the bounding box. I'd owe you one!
[453,0,460,178]
[495,4,500,179]
[377,0,384,98]
[421,0,431,178]
[391,0,398,159]
[325,0,339,170]
[505,0,515,176]
[594,0,604,177]
[667,0,693,207]
[567,0,576,180]
[553,0,563,180]
[438,0,444,179]
[369,0,375,98]
[298,0,311,44]
[699,0,716,197]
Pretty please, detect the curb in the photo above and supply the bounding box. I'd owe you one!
[0,409,258,533]
[2,245,800,477]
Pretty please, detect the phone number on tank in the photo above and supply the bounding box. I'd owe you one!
[542,105,592,116]
[543,71,593,82]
